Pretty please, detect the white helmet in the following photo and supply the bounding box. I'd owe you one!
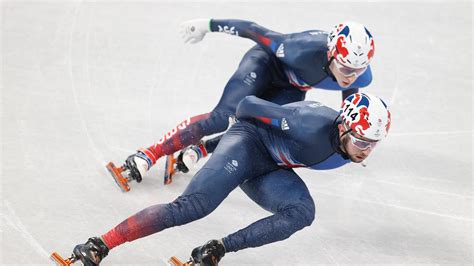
[340,92,391,141]
[328,22,375,69]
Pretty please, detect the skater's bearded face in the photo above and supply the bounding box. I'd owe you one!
[338,124,377,163]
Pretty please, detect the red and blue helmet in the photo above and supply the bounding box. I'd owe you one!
[328,22,375,69]
[340,92,391,141]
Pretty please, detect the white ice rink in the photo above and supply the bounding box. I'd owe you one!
[2,1,472,265]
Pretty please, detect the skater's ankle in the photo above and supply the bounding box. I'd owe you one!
[177,142,208,173]
[124,151,153,182]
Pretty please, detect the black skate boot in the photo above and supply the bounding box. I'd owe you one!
[106,151,152,192]
[191,239,225,266]
[175,151,190,173]
[72,237,109,266]
[123,151,151,183]
[176,141,208,173]
[164,142,208,184]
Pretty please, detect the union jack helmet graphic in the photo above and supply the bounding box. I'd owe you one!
[327,22,375,69]
[340,92,391,141]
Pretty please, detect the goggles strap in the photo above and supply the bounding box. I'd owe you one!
[333,125,351,159]
[324,56,337,81]
[341,128,352,138]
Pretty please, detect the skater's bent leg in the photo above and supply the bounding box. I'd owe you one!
[101,194,211,249]
[180,122,278,207]
[102,123,277,250]
[202,134,223,154]
[139,46,274,166]
[213,46,273,113]
[140,111,229,165]
[101,170,232,250]
[186,46,275,157]
[223,169,315,252]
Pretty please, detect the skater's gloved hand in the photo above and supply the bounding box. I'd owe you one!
[179,19,210,44]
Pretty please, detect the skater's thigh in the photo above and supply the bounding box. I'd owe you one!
[182,122,277,208]
[240,168,314,214]
[213,46,275,114]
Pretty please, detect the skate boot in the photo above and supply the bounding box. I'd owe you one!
[190,239,226,266]
[106,151,152,192]
[164,141,208,184]
[177,141,208,173]
[72,237,109,266]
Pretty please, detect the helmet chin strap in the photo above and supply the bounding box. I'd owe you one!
[324,56,337,82]
[339,128,352,153]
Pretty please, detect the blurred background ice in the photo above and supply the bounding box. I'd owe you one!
[2,1,472,265]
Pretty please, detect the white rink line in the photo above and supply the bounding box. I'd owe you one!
[2,200,50,259]
[317,191,473,222]
[315,172,472,199]
[390,130,473,136]
[375,180,473,199]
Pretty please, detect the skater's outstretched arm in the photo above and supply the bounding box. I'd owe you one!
[210,19,284,53]
[180,19,284,54]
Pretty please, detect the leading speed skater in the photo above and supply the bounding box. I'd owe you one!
[54,92,391,265]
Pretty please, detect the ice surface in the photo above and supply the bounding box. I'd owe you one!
[2,1,472,265]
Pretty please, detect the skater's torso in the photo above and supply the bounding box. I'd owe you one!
[210,19,372,92]
[236,96,350,170]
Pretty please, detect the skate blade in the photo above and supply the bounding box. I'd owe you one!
[50,252,73,266]
[164,154,177,185]
[168,256,194,266]
[106,162,130,192]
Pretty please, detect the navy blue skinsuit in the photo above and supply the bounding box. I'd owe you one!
[109,96,351,253]
[141,19,372,164]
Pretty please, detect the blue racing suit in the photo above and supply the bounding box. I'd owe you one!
[102,96,351,253]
